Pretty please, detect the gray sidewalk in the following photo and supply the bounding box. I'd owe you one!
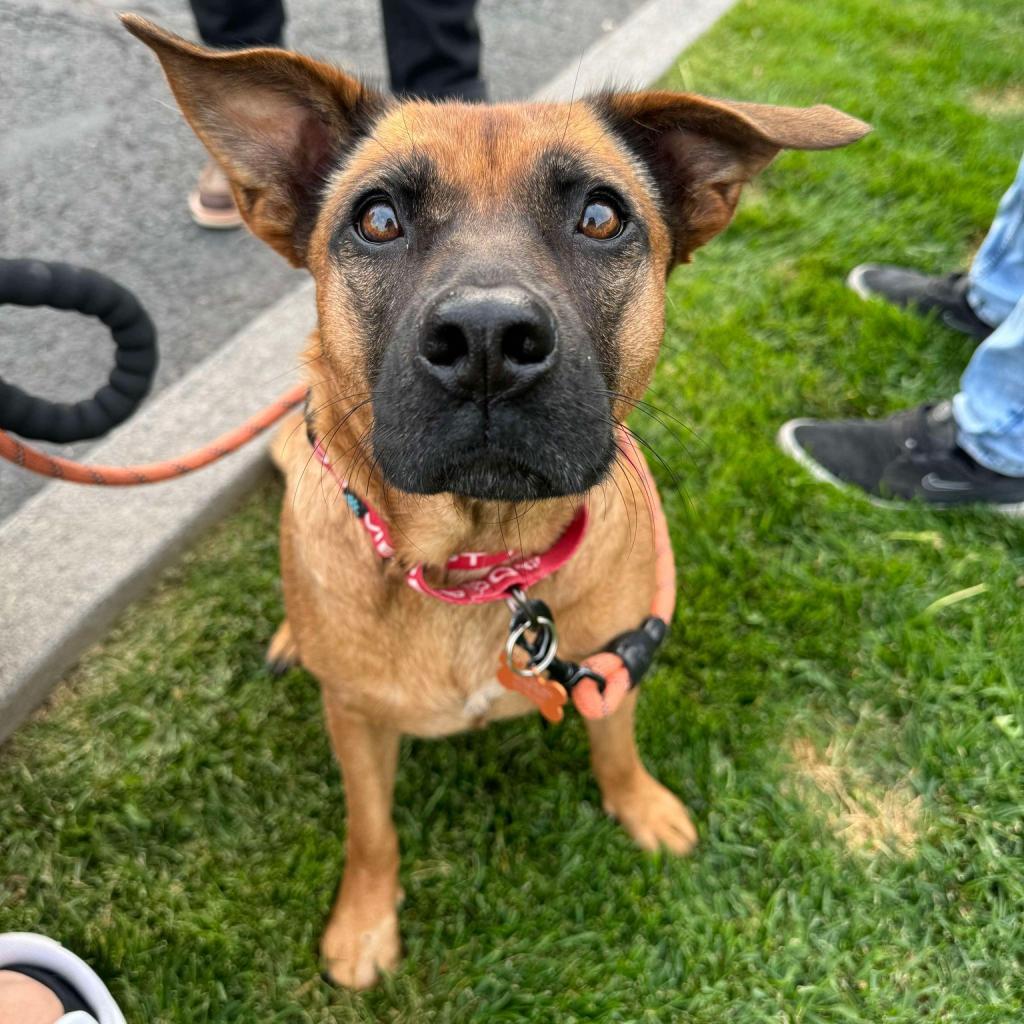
[0,0,647,521]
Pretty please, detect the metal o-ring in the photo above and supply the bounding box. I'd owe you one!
[505,614,559,677]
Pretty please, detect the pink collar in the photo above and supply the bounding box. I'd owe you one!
[312,438,588,605]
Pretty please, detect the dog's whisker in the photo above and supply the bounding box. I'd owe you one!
[365,428,430,560]
[618,446,658,546]
[293,396,375,513]
[559,52,585,150]
[619,423,695,521]
[618,421,680,489]
[598,376,708,447]
[618,445,651,558]
[620,392,706,447]
[306,389,373,421]
[605,393,700,467]
[590,388,701,491]
[605,449,639,551]
[259,351,328,386]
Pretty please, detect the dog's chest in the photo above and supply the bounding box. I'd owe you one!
[297,603,535,734]
[461,677,509,721]
[408,674,534,736]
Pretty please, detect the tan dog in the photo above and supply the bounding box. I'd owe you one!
[124,14,868,989]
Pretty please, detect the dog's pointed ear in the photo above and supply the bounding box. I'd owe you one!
[122,14,387,266]
[597,91,870,264]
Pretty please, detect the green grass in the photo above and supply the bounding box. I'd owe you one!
[3,1,1024,1020]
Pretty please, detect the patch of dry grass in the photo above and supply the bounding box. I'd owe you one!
[791,737,923,857]
[969,86,1024,118]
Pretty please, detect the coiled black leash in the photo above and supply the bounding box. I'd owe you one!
[0,258,158,443]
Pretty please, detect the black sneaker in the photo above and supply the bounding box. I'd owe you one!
[847,265,994,341]
[778,401,1024,514]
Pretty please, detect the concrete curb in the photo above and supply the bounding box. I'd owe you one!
[0,0,739,743]
[535,0,739,101]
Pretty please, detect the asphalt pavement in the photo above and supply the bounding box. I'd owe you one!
[0,0,646,520]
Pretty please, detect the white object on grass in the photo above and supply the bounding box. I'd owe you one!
[0,932,126,1024]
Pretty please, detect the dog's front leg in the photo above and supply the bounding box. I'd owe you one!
[320,695,402,989]
[585,689,698,856]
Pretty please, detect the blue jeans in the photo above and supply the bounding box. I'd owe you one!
[955,153,1024,476]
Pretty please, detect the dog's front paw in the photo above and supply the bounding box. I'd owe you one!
[321,899,401,990]
[602,771,698,856]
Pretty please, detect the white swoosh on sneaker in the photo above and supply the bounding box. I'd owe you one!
[941,309,971,333]
[921,472,972,492]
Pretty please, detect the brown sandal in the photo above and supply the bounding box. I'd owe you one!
[188,159,243,230]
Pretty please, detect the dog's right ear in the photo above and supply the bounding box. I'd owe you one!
[122,14,387,266]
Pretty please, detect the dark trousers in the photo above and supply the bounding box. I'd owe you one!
[188,0,485,101]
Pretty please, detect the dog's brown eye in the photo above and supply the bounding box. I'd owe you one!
[578,199,622,240]
[358,201,402,243]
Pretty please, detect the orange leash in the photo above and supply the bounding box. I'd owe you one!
[0,384,306,485]
[572,432,676,719]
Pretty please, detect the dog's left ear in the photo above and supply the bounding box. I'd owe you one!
[122,14,386,266]
[598,92,870,264]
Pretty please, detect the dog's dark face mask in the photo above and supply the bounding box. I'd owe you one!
[125,15,869,502]
[329,128,660,501]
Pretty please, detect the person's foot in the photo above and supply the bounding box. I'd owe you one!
[188,159,243,230]
[778,401,1024,513]
[847,265,994,341]
[0,933,126,1024]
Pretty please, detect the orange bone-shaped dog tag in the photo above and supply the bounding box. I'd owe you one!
[497,652,567,723]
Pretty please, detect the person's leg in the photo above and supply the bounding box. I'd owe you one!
[380,0,486,101]
[954,291,1024,477]
[845,150,1024,340]
[777,267,1024,510]
[0,970,63,1024]
[778,151,1024,509]
[188,0,285,48]
[967,153,1024,329]
[0,933,127,1024]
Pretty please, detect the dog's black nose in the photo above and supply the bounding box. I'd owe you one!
[418,286,557,400]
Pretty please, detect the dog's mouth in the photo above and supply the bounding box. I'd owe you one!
[371,403,617,502]
[397,444,565,502]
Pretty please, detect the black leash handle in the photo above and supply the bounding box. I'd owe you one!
[0,258,158,442]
